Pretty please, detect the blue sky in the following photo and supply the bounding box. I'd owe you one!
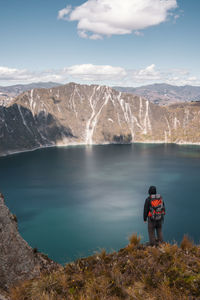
[0,0,200,86]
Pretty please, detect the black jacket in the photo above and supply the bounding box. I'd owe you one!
[143,195,165,222]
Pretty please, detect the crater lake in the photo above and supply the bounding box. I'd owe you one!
[1,143,200,264]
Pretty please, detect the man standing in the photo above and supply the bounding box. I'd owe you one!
[143,186,165,246]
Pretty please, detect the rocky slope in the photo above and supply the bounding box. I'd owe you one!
[0,193,59,292]
[0,82,200,156]
[114,83,200,105]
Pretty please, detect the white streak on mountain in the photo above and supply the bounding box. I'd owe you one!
[0,82,200,156]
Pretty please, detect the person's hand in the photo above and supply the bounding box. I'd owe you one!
[144,221,147,223]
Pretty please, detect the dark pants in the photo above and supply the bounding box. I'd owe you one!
[148,218,163,246]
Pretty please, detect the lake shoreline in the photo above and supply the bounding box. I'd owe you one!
[1,140,200,158]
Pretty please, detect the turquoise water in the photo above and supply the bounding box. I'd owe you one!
[1,143,200,264]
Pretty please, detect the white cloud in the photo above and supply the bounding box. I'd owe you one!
[128,65,200,86]
[134,31,144,37]
[0,66,28,80]
[78,30,88,39]
[65,64,127,81]
[0,64,126,85]
[90,33,103,40]
[135,64,161,80]
[188,76,197,81]
[1,64,200,87]
[0,66,64,84]
[174,14,180,20]
[58,0,178,39]
[78,30,103,40]
[57,5,72,20]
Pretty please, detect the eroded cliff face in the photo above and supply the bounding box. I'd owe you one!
[0,193,59,291]
[0,83,200,156]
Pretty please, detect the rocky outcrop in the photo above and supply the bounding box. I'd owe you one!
[0,83,200,156]
[0,193,60,291]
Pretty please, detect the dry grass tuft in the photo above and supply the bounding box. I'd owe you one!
[9,234,200,300]
[128,233,141,246]
[95,248,107,261]
[180,235,194,250]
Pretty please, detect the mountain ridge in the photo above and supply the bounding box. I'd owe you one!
[1,82,200,107]
[114,83,200,105]
[0,82,200,157]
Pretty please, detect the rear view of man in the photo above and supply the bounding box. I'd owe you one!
[143,186,165,246]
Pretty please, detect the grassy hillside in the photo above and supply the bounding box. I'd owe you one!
[10,235,200,300]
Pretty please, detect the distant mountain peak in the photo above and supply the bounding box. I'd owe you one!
[114,83,200,105]
[0,82,62,107]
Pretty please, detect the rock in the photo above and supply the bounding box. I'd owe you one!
[0,193,60,291]
[0,293,10,300]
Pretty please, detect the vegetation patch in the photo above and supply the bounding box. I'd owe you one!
[10,235,200,300]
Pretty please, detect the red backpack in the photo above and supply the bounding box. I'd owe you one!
[148,194,165,221]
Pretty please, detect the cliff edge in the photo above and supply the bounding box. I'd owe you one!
[0,193,60,292]
[1,193,200,299]
[10,234,200,300]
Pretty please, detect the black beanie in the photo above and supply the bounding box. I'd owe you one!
[148,186,157,195]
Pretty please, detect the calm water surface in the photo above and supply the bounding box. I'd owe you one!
[0,143,200,264]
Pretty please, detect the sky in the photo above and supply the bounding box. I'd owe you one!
[0,0,200,87]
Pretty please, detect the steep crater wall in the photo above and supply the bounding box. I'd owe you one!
[1,83,200,156]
